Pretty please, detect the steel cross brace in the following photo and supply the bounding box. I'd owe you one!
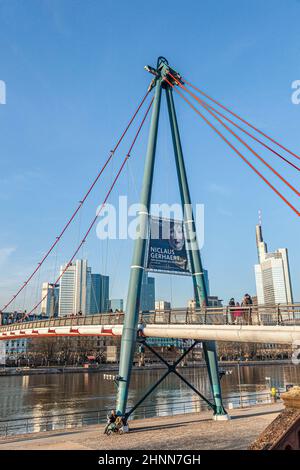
[125,339,216,420]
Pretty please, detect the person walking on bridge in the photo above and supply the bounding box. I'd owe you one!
[228,298,236,324]
[233,302,243,324]
[242,294,253,325]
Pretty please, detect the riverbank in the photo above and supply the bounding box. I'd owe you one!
[0,402,283,450]
[0,359,291,377]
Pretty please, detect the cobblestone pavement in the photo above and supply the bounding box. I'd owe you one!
[0,403,283,450]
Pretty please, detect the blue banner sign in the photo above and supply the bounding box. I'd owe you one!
[146,217,191,275]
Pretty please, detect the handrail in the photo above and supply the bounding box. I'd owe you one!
[0,391,275,436]
[1,304,300,331]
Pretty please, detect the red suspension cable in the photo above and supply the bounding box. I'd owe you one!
[169,76,300,172]
[1,90,150,313]
[164,77,300,217]
[26,97,154,317]
[203,101,300,171]
[183,77,300,162]
[168,72,300,197]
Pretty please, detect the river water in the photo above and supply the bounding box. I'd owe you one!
[0,363,299,433]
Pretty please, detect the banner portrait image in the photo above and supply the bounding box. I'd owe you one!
[146,217,191,275]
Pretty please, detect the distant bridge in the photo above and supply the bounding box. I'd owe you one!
[1,304,300,345]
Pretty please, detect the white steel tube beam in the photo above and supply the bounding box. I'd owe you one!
[1,323,300,344]
[142,324,300,345]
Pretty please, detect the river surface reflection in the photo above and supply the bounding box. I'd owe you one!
[0,363,300,423]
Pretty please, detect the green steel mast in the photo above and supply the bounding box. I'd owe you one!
[116,57,227,421]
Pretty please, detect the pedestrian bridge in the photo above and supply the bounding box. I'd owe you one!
[1,304,300,345]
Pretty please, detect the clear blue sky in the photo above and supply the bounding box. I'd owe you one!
[0,0,299,310]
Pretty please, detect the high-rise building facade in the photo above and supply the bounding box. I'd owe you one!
[254,223,293,305]
[58,259,91,316]
[89,274,110,314]
[41,282,59,317]
[100,275,109,312]
[140,272,155,311]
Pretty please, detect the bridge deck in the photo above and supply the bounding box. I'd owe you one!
[0,402,283,450]
[1,307,300,344]
[1,304,300,333]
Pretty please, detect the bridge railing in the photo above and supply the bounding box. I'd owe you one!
[140,304,300,326]
[0,391,275,436]
[0,312,126,332]
[1,304,300,332]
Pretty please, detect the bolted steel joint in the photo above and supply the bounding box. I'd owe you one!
[144,57,184,89]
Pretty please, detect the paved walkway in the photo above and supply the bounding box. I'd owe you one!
[0,403,283,450]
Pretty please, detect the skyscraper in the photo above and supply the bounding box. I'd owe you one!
[41,282,59,317]
[90,274,110,314]
[254,223,293,305]
[140,272,155,311]
[58,259,92,316]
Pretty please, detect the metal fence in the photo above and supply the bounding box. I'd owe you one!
[1,304,300,333]
[0,391,274,437]
[0,312,125,332]
[141,304,300,326]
